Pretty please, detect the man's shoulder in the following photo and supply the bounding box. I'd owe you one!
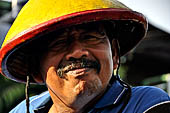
[9,91,50,113]
[128,86,170,113]
[132,86,169,98]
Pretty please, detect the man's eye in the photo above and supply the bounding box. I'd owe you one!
[48,39,67,51]
[83,35,100,41]
[82,35,105,44]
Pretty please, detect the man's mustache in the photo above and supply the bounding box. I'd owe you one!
[57,58,101,78]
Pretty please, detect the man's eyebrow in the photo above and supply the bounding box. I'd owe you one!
[82,30,106,36]
[55,30,68,37]
[46,31,68,47]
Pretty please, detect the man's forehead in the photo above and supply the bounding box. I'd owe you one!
[40,21,109,47]
[72,22,104,30]
[57,22,106,36]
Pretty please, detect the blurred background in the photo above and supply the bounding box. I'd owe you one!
[0,0,170,112]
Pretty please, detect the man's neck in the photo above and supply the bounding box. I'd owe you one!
[48,89,107,113]
[48,104,80,113]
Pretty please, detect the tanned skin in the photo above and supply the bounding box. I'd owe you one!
[39,23,118,113]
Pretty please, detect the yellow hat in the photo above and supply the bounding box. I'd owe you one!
[0,0,147,84]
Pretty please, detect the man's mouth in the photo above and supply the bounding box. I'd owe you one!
[65,68,90,78]
[56,58,100,78]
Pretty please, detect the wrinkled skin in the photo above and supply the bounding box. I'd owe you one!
[39,23,118,113]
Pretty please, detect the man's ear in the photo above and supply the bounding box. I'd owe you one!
[111,39,119,70]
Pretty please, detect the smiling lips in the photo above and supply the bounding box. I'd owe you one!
[63,62,96,78]
[66,68,90,77]
[63,62,93,73]
[56,58,101,78]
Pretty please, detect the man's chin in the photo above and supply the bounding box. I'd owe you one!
[73,79,102,97]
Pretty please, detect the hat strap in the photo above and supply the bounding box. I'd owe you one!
[25,75,30,113]
[115,39,132,113]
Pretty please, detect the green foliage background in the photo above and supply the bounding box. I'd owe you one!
[0,75,47,113]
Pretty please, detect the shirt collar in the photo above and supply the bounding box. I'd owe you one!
[30,80,127,111]
[94,80,127,108]
[30,91,51,112]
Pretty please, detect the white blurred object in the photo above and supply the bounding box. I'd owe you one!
[12,0,18,18]
[119,0,170,34]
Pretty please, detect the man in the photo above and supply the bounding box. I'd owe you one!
[0,0,170,113]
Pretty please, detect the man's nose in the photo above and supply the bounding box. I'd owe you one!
[65,41,89,60]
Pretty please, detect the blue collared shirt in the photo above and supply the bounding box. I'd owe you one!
[10,80,170,113]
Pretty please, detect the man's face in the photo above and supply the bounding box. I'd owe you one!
[40,23,117,108]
